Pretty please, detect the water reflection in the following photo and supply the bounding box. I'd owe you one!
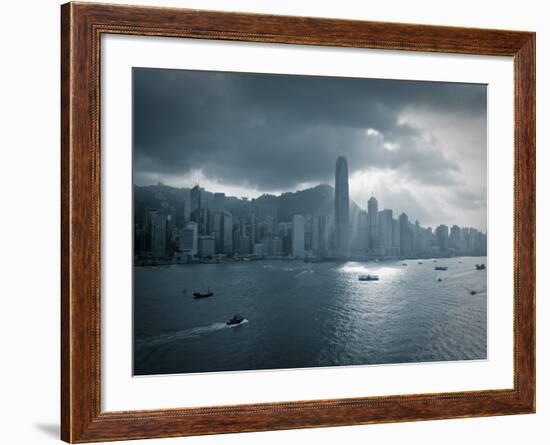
[134,256,487,375]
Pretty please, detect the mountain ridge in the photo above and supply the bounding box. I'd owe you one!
[133,183,361,227]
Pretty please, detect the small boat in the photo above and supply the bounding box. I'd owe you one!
[475,264,486,271]
[418,261,423,264]
[193,289,213,298]
[359,274,379,281]
[226,314,244,325]
[465,287,478,295]
[435,266,448,271]
[437,278,443,282]
[402,263,407,266]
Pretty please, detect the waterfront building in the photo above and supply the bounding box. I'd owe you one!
[392,218,401,256]
[152,211,168,257]
[210,211,223,253]
[304,214,313,251]
[415,225,432,255]
[198,235,215,259]
[410,220,420,255]
[143,208,169,258]
[278,221,293,256]
[312,216,320,253]
[435,224,449,251]
[190,185,209,235]
[463,228,487,255]
[232,228,241,255]
[378,209,393,255]
[310,215,330,257]
[367,197,379,251]
[449,224,461,251]
[239,234,250,255]
[357,210,368,254]
[179,222,198,257]
[260,236,274,256]
[182,189,191,223]
[190,185,202,218]
[334,156,350,258]
[260,216,275,240]
[399,212,413,256]
[142,208,156,254]
[292,214,305,258]
[254,243,265,257]
[273,236,283,257]
[460,227,469,253]
[222,211,233,256]
[248,205,257,249]
[480,231,488,255]
[321,214,332,257]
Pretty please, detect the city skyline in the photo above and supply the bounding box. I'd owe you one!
[134,180,487,236]
[134,67,487,230]
[134,156,487,263]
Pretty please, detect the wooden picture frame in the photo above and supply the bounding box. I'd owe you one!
[61,2,535,442]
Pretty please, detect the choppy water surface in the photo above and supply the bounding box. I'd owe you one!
[134,256,487,375]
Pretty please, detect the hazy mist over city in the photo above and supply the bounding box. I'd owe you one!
[133,68,487,230]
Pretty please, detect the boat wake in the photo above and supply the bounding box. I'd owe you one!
[136,320,249,348]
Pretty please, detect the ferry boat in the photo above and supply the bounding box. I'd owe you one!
[226,314,245,325]
[193,289,213,298]
[358,274,379,281]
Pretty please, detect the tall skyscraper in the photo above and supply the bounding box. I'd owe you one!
[151,211,168,258]
[449,224,461,250]
[392,218,401,255]
[222,211,233,255]
[190,185,202,217]
[334,156,350,258]
[399,212,413,256]
[378,208,393,252]
[357,210,368,253]
[179,221,198,257]
[367,197,379,250]
[190,185,208,235]
[210,211,223,253]
[435,224,449,251]
[181,189,191,225]
[292,214,305,258]
[213,192,226,212]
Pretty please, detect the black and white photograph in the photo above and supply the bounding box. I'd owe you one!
[132,68,488,376]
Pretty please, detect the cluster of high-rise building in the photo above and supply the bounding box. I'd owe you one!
[134,156,487,263]
[353,202,487,259]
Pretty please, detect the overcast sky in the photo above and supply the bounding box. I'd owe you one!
[133,68,487,230]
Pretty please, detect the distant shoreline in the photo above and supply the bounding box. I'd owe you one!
[134,254,487,268]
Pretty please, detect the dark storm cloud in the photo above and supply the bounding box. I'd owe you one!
[133,68,486,192]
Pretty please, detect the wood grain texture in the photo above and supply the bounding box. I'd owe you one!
[60,2,536,442]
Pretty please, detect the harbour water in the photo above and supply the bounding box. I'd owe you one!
[133,256,487,375]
